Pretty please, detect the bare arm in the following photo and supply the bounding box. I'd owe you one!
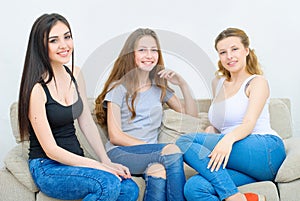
[75,68,131,178]
[158,69,198,117]
[29,84,107,170]
[208,76,270,171]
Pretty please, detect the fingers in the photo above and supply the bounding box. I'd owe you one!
[223,155,230,169]
[158,69,176,79]
[110,164,132,179]
[207,152,227,172]
[120,166,131,179]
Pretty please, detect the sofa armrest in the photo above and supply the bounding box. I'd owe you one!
[3,142,38,192]
[275,137,300,182]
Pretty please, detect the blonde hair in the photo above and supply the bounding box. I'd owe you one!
[95,28,172,126]
[214,27,263,79]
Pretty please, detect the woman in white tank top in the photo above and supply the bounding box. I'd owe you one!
[176,28,286,201]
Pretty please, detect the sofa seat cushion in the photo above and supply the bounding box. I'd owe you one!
[238,181,279,201]
[275,137,300,182]
[3,141,38,192]
[0,168,35,201]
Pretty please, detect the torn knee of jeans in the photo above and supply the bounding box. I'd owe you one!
[144,163,166,179]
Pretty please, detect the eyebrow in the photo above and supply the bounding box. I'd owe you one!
[48,31,71,40]
[137,45,158,48]
[218,44,237,51]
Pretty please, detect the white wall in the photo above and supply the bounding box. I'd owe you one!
[1,0,299,167]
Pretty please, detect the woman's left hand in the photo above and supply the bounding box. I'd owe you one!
[103,162,132,179]
[158,69,184,86]
[207,136,234,172]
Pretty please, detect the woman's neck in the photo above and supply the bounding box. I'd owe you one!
[228,70,251,83]
[136,70,151,92]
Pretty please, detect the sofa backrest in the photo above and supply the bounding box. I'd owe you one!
[9,98,293,147]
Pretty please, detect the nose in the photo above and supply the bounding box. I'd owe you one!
[226,51,233,59]
[59,40,67,49]
[145,49,153,58]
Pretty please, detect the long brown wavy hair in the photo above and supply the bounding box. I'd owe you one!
[214,28,263,79]
[95,28,173,126]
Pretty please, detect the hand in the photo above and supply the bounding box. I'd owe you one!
[207,136,233,172]
[102,162,132,179]
[158,69,184,86]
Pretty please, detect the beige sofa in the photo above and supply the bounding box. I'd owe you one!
[1,98,299,201]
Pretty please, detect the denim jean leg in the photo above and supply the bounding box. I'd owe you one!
[176,134,238,200]
[117,178,139,201]
[29,158,137,201]
[184,174,219,201]
[143,175,166,201]
[162,153,186,201]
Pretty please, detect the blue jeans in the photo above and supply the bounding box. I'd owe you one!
[176,133,286,201]
[107,144,186,201]
[29,158,139,201]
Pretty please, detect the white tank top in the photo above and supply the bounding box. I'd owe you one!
[208,75,279,136]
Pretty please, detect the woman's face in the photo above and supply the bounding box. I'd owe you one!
[134,35,159,72]
[48,21,73,67]
[216,36,249,74]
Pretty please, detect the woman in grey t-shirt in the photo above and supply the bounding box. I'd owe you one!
[95,28,197,201]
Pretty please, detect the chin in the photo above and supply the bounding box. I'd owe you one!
[139,66,155,72]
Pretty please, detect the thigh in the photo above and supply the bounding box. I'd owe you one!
[226,168,256,186]
[107,144,167,175]
[29,158,120,200]
[228,134,285,180]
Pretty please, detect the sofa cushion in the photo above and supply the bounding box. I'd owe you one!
[0,168,35,201]
[10,102,24,143]
[269,98,293,139]
[275,137,300,182]
[158,109,210,143]
[3,141,38,192]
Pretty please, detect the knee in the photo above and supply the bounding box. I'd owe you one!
[161,143,181,155]
[184,175,214,200]
[146,163,166,179]
[120,179,139,201]
[176,134,195,151]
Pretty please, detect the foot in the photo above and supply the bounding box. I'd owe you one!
[244,193,266,201]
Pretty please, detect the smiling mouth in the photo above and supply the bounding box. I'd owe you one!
[57,50,69,56]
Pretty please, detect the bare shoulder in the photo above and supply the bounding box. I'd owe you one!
[251,75,268,86]
[211,76,221,96]
[30,83,47,104]
[212,77,221,87]
[65,65,82,79]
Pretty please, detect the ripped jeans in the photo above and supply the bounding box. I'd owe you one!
[107,143,186,201]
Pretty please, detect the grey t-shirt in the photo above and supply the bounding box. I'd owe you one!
[104,84,173,151]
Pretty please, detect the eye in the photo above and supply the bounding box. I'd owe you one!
[151,49,158,52]
[49,39,57,43]
[219,51,225,55]
[65,35,72,40]
[233,47,239,51]
[138,48,146,52]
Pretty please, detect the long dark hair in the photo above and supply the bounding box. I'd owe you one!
[18,13,74,141]
[95,28,172,126]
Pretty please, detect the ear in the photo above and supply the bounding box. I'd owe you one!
[246,47,250,56]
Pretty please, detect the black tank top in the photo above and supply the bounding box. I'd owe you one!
[29,66,84,159]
